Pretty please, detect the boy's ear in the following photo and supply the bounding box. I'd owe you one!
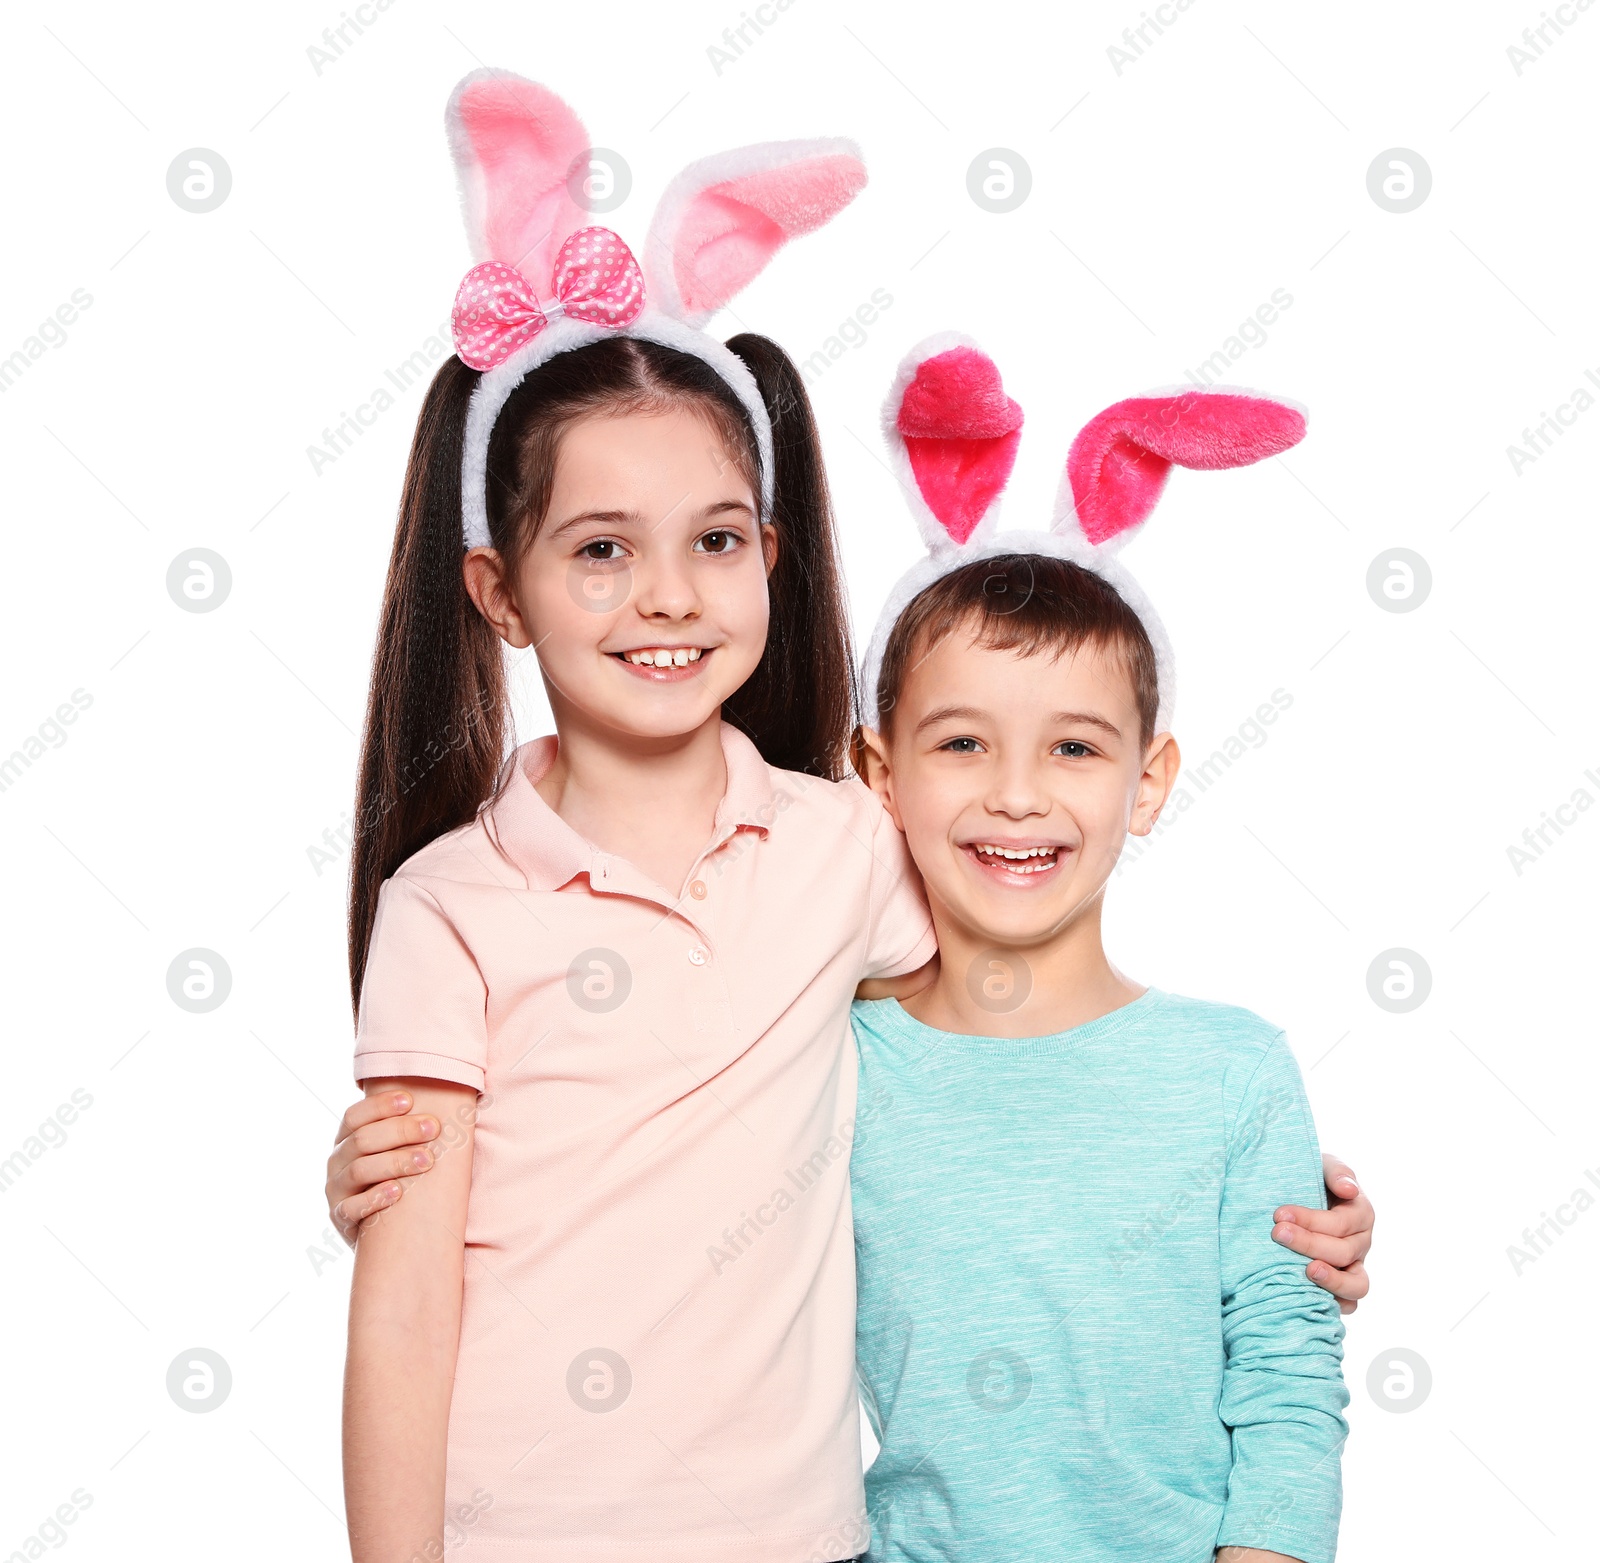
[854,725,903,828]
[1129,732,1182,836]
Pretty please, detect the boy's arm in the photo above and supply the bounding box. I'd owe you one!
[1215,1039,1350,1563]
[344,1077,477,1563]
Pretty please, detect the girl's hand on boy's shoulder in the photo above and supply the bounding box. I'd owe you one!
[1271,1154,1373,1315]
[855,954,939,1003]
[326,1088,445,1248]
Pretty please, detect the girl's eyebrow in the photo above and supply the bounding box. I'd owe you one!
[547,498,755,540]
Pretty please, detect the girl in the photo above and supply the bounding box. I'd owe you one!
[338,69,1375,1563]
[343,70,937,1563]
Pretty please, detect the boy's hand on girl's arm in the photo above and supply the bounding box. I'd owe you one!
[327,1089,446,1248]
[1271,1153,1373,1315]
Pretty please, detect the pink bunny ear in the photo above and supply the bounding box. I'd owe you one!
[884,335,1023,553]
[446,70,593,283]
[1059,389,1307,548]
[644,139,867,327]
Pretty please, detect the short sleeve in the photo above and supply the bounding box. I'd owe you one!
[860,791,936,981]
[354,874,489,1091]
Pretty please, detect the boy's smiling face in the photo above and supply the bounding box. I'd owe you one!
[863,621,1180,951]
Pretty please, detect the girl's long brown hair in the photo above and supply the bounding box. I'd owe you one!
[347,335,854,1014]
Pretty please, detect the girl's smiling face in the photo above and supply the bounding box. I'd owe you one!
[466,405,774,742]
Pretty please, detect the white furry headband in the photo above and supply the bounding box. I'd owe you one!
[444,70,867,550]
[860,333,1310,735]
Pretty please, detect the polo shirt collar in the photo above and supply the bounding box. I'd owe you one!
[485,720,778,893]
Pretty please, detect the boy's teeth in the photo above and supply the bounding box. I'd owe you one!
[972,844,1059,874]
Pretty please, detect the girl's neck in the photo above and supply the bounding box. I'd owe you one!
[902,892,1143,1039]
[533,702,729,897]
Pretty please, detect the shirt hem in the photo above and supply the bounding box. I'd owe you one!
[1215,1519,1337,1563]
[451,1516,870,1561]
[353,1049,486,1091]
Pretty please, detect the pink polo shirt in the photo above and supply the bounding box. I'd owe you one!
[353,722,935,1562]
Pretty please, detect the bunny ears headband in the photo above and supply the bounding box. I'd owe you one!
[859,334,1309,734]
[445,70,867,550]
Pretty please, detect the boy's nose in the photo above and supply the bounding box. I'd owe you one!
[985,760,1051,819]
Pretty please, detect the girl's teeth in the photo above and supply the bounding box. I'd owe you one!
[625,648,703,666]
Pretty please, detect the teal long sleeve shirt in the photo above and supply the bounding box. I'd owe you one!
[849,988,1349,1563]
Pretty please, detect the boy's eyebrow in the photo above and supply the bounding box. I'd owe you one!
[914,704,1125,739]
[1050,710,1125,738]
[546,498,754,539]
[914,703,990,734]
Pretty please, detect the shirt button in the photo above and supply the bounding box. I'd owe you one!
[688,946,709,966]
[689,879,707,900]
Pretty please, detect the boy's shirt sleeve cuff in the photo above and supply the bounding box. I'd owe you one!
[1215,1514,1338,1563]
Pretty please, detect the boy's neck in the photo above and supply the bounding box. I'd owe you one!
[902,893,1144,1039]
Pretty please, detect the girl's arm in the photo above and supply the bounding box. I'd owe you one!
[343,1076,477,1563]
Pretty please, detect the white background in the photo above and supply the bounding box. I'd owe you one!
[2,0,1595,1557]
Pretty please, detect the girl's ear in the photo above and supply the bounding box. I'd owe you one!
[884,334,1024,556]
[643,139,867,327]
[446,70,592,282]
[1055,389,1307,550]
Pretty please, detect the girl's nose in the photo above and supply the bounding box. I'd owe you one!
[633,554,702,621]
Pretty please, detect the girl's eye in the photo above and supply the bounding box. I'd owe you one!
[695,529,742,555]
[1054,740,1094,758]
[940,737,984,755]
[579,539,626,562]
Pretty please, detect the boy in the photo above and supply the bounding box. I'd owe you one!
[848,551,1347,1562]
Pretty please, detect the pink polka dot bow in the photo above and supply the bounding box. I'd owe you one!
[451,226,646,372]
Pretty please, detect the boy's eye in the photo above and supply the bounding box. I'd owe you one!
[579,539,626,562]
[695,529,742,555]
[1054,740,1094,758]
[939,737,984,755]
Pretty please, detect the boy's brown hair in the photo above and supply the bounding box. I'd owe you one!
[868,552,1160,747]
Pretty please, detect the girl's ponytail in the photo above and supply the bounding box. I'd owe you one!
[721,333,856,784]
[347,357,507,1015]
